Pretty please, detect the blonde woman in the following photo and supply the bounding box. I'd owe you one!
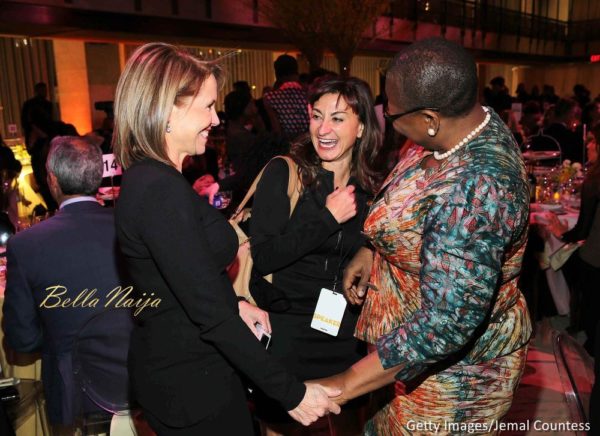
[112,43,340,435]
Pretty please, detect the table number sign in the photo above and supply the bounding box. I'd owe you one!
[102,154,122,178]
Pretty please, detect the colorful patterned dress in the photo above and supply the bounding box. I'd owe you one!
[355,110,532,435]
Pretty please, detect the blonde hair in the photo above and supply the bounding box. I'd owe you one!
[113,42,223,168]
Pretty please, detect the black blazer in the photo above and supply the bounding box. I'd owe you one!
[115,159,305,428]
[3,201,129,425]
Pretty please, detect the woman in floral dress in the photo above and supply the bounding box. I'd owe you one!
[317,37,532,435]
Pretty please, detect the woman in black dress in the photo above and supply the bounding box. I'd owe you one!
[250,77,385,435]
[112,43,340,435]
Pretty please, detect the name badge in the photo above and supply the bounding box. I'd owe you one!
[311,288,347,336]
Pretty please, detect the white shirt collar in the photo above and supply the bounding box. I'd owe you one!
[59,196,99,209]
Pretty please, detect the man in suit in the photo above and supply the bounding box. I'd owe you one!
[544,98,584,163]
[2,136,130,433]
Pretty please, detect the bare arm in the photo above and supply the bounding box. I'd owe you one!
[312,352,399,405]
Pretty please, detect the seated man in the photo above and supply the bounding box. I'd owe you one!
[544,98,584,163]
[2,136,131,432]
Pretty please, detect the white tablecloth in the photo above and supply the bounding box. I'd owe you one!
[530,205,579,315]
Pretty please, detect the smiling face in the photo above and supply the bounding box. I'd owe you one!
[165,74,219,167]
[309,93,363,169]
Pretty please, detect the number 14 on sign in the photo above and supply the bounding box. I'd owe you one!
[102,154,122,178]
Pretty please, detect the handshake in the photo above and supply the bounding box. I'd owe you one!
[287,382,342,426]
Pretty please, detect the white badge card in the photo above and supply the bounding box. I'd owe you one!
[311,288,347,336]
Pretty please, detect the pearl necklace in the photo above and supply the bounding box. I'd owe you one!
[433,107,491,160]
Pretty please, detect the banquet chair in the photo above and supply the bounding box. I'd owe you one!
[72,308,135,436]
[0,350,48,436]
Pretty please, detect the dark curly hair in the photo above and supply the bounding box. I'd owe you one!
[289,77,385,194]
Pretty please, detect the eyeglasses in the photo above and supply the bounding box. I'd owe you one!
[384,106,439,123]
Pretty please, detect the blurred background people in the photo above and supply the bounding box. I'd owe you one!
[484,76,512,115]
[544,98,584,163]
[520,100,543,139]
[263,54,309,143]
[0,134,22,231]
[549,122,600,356]
[20,82,53,150]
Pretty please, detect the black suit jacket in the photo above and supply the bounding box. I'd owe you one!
[115,159,305,428]
[2,201,129,425]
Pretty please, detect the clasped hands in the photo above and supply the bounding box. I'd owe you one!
[237,303,344,425]
[237,244,377,426]
[287,244,375,425]
[239,301,342,425]
[288,381,343,426]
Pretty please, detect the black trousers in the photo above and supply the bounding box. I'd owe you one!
[563,252,600,353]
[142,375,254,436]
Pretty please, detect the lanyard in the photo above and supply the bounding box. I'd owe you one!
[325,225,360,293]
[325,201,368,293]
[324,231,346,293]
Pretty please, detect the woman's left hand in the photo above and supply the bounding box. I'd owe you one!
[547,212,569,238]
[238,301,271,338]
[193,175,219,204]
